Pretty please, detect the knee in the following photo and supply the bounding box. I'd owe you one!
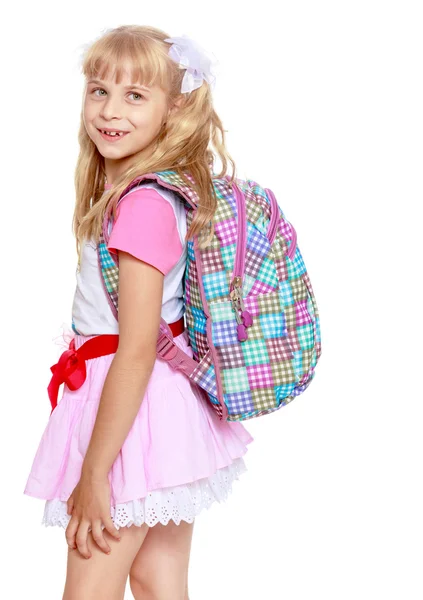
[128,575,147,600]
[129,575,159,600]
[129,572,188,600]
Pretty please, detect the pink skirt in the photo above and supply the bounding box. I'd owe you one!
[23,328,254,528]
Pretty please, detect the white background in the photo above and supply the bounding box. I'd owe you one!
[3,0,422,598]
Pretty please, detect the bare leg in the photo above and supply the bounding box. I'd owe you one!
[62,523,149,600]
[129,519,194,600]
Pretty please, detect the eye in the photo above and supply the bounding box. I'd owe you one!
[91,88,144,101]
[128,92,145,101]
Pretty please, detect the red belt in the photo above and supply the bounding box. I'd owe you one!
[47,317,185,414]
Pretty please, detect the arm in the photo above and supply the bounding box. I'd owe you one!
[79,186,183,478]
[81,250,164,478]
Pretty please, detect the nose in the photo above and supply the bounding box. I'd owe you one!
[99,95,124,121]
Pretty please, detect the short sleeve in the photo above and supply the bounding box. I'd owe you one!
[107,188,184,275]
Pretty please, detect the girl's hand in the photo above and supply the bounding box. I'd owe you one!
[65,471,121,559]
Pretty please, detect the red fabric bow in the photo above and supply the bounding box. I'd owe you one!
[48,338,86,414]
[47,335,119,414]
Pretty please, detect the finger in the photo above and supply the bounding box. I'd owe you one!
[103,515,121,541]
[91,521,111,554]
[67,496,74,516]
[76,520,92,559]
[65,514,79,550]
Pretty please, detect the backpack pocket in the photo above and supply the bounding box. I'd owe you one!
[208,291,298,417]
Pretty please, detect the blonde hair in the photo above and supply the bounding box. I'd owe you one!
[73,24,237,263]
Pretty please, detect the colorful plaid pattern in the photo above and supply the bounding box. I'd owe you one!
[97,170,321,421]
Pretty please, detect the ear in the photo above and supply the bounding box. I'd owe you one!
[169,95,184,116]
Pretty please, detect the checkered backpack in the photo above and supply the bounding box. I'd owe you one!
[97,169,322,421]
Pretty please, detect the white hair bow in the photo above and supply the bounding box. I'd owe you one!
[165,34,218,94]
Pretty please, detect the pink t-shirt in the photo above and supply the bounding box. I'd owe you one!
[107,185,183,275]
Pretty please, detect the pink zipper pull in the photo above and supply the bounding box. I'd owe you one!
[241,310,253,327]
[231,278,254,333]
[237,323,248,341]
[231,285,250,341]
[237,288,253,328]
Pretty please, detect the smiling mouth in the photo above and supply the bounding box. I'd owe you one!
[97,129,130,143]
[97,129,128,137]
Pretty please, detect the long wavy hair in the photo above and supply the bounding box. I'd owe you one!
[73,25,237,264]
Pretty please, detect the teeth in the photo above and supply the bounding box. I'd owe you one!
[102,130,123,136]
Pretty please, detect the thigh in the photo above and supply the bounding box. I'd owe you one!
[129,519,195,600]
[63,523,149,600]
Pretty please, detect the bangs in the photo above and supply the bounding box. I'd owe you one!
[82,29,171,91]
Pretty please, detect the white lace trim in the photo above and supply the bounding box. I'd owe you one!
[42,457,247,529]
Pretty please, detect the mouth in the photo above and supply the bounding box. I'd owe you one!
[97,128,130,142]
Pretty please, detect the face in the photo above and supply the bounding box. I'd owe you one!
[83,62,170,184]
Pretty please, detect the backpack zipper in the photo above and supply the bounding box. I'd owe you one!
[230,183,254,340]
[287,222,297,260]
[265,187,297,259]
[264,187,280,245]
[230,183,247,292]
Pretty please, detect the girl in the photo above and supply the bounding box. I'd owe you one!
[23,25,253,600]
